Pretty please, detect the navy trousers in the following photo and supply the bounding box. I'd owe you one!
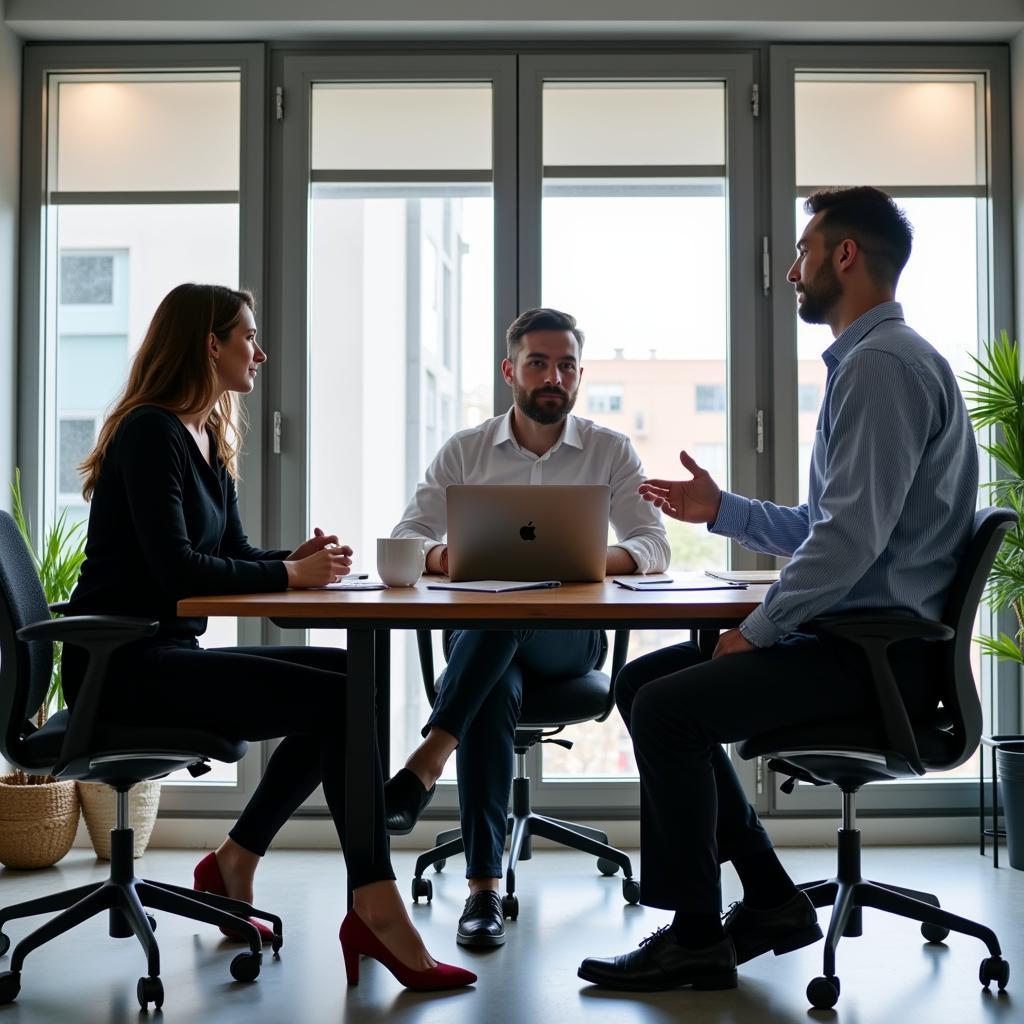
[425,628,604,878]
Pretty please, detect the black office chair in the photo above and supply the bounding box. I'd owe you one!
[0,511,281,1012]
[737,506,1015,1010]
[408,628,639,918]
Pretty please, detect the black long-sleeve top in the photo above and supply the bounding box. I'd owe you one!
[67,405,289,643]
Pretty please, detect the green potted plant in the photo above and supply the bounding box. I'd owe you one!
[961,329,1024,870]
[0,470,84,869]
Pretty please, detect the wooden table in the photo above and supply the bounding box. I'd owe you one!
[178,580,766,879]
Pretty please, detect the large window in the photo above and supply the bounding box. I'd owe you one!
[22,47,266,807]
[22,44,1012,821]
[769,47,1012,814]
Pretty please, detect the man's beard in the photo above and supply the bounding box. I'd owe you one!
[796,256,843,324]
[513,381,577,425]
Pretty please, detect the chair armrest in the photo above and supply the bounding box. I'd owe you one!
[18,615,158,646]
[595,630,630,723]
[17,614,158,779]
[416,629,437,707]
[808,612,953,776]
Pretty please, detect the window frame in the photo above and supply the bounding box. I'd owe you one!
[764,44,1015,817]
[19,43,268,815]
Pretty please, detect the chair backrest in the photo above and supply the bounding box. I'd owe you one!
[0,511,56,768]
[935,506,1017,767]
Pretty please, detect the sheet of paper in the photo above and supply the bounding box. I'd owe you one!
[704,569,781,585]
[321,580,387,591]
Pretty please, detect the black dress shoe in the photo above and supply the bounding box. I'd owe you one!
[722,891,822,965]
[457,891,506,948]
[384,768,435,835]
[578,927,737,991]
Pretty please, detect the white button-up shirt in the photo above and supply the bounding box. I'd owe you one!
[392,409,670,574]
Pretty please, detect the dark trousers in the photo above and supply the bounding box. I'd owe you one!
[65,639,394,889]
[615,632,937,915]
[425,628,604,879]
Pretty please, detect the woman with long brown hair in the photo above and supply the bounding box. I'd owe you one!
[65,283,474,991]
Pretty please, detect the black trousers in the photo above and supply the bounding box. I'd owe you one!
[615,632,937,915]
[425,629,604,878]
[65,639,395,889]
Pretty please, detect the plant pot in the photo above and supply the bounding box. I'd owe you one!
[997,742,1024,871]
[0,773,80,869]
[77,779,162,860]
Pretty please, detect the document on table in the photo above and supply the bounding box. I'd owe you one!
[613,580,747,592]
[704,569,781,585]
[321,579,387,591]
[426,580,562,593]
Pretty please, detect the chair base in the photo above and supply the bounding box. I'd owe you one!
[410,774,640,914]
[0,828,281,1010]
[798,826,1007,1009]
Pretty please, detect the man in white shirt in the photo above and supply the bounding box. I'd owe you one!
[385,307,670,948]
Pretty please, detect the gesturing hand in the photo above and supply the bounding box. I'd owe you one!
[285,544,354,588]
[288,526,340,562]
[638,450,723,525]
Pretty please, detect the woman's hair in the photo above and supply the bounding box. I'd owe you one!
[80,283,255,501]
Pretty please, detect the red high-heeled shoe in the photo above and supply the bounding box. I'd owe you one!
[193,851,275,945]
[339,910,476,991]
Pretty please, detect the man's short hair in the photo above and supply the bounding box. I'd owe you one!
[804,187,913,288]
[505,307,585,360]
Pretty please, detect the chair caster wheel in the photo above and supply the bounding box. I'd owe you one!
[0,971,20,1004]
[980,956,1010,990]
[622,879,641,905]
[597,857,620,877]
[411,877,433,903]
[230,952,262,983]
[501,894,519,920]
[0,932,9,957]
[136,975,163,1011]
[434,859,446,872]
[807,975,840,1009]
[921,922,949,943]
[271,934,283,957]
[147,915,157,932]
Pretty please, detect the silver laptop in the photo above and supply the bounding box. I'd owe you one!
[446,484,610,583]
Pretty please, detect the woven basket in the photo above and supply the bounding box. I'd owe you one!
[77,779,162,860]
[0,773,81,869]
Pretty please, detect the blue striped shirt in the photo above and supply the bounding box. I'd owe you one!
[712,301,978,648]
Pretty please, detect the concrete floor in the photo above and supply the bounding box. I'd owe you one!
[0,845,1020,1024]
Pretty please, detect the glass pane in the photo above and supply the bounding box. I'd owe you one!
[541,82,731,781]
[308,82,494,778]
[543,82,725,166]
[792,195,985,781]
[311,84,492,171]
[51,205,242,691]
[795,77,981,187]
[56,78,240,192]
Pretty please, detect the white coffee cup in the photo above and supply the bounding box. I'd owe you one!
[376,538,425,587]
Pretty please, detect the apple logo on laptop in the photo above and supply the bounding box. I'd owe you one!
[520,521,536,541]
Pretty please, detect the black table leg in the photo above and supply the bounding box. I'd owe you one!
[375,630,391,777]
[346,627,377,907]
[696,628,720,660]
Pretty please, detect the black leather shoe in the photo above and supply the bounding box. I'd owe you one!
[723,891,822,965]
[384,768,435,835]
[578,928,737,991]
[457,891,506,948]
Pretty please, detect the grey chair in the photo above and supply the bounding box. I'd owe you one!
[738,506,1015,1010]
[409,628,639,918]
[0,510,281,1012]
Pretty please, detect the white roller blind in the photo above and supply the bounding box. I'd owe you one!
[56,79,241,193]
[543,82,725,167]
[311,84,492,171]
[795,78,981,188]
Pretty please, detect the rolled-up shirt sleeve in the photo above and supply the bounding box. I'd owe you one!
[737,352,935,648]
[391,439,463,555]
[609,437,671,574]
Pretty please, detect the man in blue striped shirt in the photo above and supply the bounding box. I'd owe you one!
[579,187,978,993]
